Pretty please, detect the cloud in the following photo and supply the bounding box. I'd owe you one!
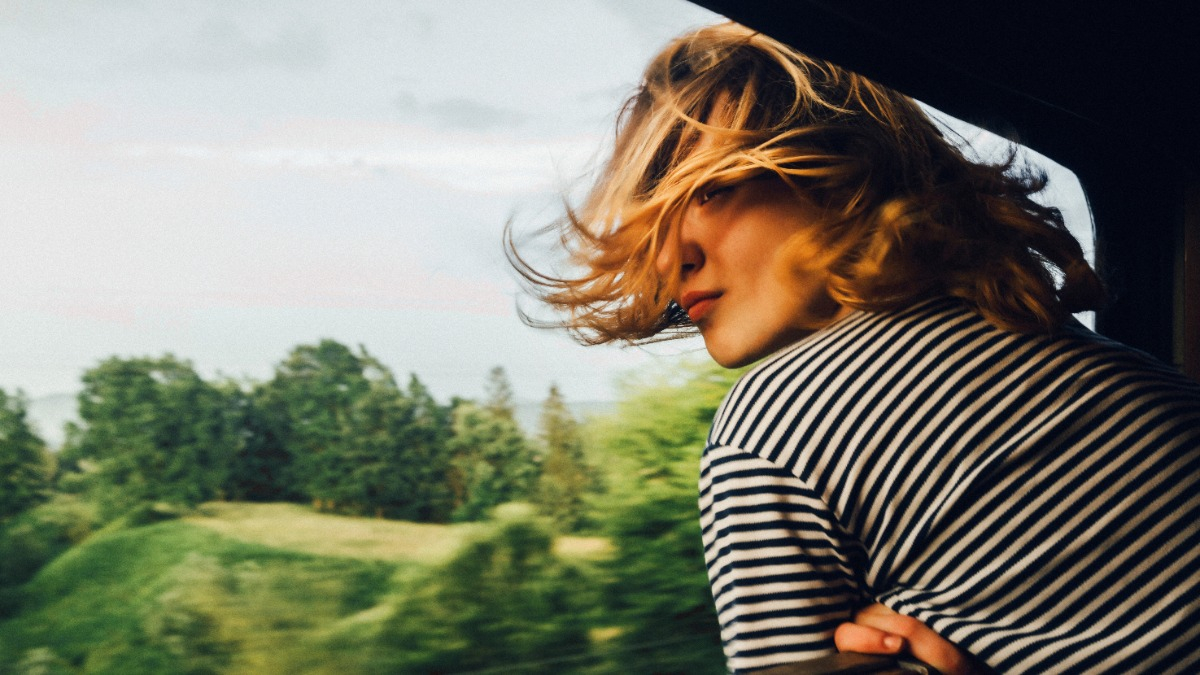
[0,95,524,324]
[129,16,329,74]
[120,116,598,195]
[0,91,98,145]
[395,93,529,131]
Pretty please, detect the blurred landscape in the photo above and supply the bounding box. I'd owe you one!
[0,342,738,674]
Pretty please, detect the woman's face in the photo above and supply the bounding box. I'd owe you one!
[655,174,848,368]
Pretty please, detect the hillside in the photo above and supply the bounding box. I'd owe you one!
[0,503,613,674]
[0,515,408,673]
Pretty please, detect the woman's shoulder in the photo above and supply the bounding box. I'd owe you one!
[709,296,1200,448]
[1051,317,1200,407]
[706,298,965,447]
[720,296,980,401]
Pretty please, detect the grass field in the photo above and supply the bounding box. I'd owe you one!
[187,502,611,563]
[0,519,401,673]
[186,501,486,566]
[0,502,612,674]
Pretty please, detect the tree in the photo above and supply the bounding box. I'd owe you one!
[394,375,455,521]
[0,389,52,522]
[258,340,389,509]
[339,374,454,520]
[534,385,592,531]
[222,382,298,502]
[483,366,517,422]
[257,340,455,520]
[59,355,241,514]
[448,400,538,522]
[590,360,744,673]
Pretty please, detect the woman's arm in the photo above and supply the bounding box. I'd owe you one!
[701,445,868,673]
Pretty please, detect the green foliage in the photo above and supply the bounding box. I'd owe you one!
[378,518,597,672]
[0,519,405,674]
[535,384,593,531]
[58,355,241,516]
[257,340,455,520]
[436,365,540,522]
[0,496,100,604]
[484,365,518,422]
[337,374,455,521]
[0,345,747,673]
[588,359,744,674]
[11,646,76,675]
[0,389,53,523]
[593,360,739,492]
[600,487,725,674]
[142,554,236,675]
[222,383,297,503]
[257,340,386,505]
[449,401,539,521]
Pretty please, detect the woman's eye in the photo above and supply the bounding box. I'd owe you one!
[698,185,734,205]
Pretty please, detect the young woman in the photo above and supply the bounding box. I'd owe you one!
[510,22,1200,674]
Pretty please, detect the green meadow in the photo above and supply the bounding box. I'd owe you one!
[3,504,402,673]
[0,502,621,674]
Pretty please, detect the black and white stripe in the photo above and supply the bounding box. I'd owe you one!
[699,296,1200,673]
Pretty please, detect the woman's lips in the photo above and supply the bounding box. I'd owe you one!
[680,291,722,323]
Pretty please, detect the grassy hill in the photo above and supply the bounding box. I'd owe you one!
[0,517,401,673]
[0,503,610,674]
[185,502,486,566]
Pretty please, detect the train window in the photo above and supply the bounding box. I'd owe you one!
[925,107,1097,327]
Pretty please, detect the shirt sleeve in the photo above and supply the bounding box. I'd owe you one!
[700,444,869,673]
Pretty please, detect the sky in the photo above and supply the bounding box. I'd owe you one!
[0,0,725,408]
[0,0,1093,413]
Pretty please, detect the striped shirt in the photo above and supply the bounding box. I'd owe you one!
[699,296,1200,673]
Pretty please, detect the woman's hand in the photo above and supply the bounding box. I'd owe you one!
[834,603,988,675]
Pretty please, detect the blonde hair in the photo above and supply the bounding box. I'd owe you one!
[508,22,1104,344]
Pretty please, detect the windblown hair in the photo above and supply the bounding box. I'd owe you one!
[507,22,1104,345]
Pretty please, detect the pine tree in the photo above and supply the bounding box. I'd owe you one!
[0,388,52,521]
[223,383,298,502]
[342,373,454,521]
[398,375,455,521]
[447,367,540,521]
[483,366,517,422]
[534,385,591,531]
[258,340,385,510]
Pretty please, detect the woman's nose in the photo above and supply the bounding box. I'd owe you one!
[655,210,703,279]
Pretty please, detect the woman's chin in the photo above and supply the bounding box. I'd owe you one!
[703,341,760,370]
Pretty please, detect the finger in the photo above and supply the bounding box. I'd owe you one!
[853,603,908,626]
[853,603,937,639]
[834,621,905,655]
[851,605,977,675]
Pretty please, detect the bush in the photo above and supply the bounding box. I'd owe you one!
[378,518,598,672]
[0,496,99,589]
[12,646,76,675]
